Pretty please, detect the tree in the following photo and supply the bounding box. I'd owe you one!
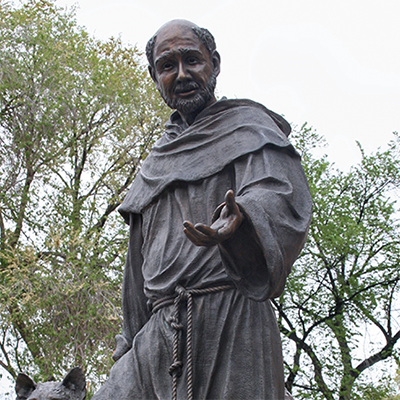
[0,0,168,391]
[3,3,399,398]
[277,125,400,399]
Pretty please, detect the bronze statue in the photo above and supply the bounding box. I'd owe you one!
[15,368,86,400]
[93,19,312,400]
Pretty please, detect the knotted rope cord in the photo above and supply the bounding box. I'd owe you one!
[169,289,184,400]
[186,291,194,400]
[151,283,235,400]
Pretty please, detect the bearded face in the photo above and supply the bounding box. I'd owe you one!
[159,72,217,115]
[150,24,220,119]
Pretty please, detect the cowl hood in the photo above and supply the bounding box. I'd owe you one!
[119,98,294,221]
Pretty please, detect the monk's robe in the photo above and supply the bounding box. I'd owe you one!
[93,98,312,400]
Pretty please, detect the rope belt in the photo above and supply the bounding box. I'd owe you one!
[150,283,235,400]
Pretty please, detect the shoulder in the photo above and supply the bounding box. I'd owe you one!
[201,98,292,138]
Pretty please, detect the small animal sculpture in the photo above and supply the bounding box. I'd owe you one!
[15,367,86,400]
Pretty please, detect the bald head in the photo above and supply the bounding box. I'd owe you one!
[146,20,217,70]
[157,19,198,34]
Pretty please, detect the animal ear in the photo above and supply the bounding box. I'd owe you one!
[62,367,86,398]
[15,373,36,400]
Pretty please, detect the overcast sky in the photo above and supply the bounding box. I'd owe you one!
[60,0,400,171]
[1,0,400,396]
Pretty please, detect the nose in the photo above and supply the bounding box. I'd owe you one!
[176,61,189,82]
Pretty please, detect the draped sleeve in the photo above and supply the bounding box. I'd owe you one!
[217,144,312,301]
[112,213,150,361]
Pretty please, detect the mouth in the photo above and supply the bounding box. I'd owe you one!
[176,89,197,97]
[175,83,199,97]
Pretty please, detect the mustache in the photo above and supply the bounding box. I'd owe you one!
[174,82,199,94]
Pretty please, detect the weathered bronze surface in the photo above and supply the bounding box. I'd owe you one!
[93,20,312,400]
[15,367,86,400]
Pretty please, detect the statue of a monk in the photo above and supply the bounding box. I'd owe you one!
[92,19,312,400]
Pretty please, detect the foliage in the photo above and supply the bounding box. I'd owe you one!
[278,124,400,399]
[3,2,400,398]
[0,0,168,390]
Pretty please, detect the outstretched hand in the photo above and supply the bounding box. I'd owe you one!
[183,190,243,247]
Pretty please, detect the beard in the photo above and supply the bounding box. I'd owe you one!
[160,72,217,114]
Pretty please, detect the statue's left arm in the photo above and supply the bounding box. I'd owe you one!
[184,144,312,301]
[113,213,150,361]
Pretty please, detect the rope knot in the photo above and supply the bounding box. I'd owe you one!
[169,361,183,377]
[168,316,183,331]
[159,282,234,400]
[175,285,188,300]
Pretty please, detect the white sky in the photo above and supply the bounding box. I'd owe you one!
[2,0,400,396]
[61,0,400,171]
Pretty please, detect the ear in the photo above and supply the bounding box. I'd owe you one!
[148,65,161,92]
[212,51,221,78]
[62,367,86,399]
[148,65,159,85]
[15,373,36,400]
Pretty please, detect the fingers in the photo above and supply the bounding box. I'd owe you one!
[183,221,219,247]
[211,202,225,223]
[224,189,238,213]
[195,223,218,236]
[183,190,242,247]
[225,189,235,204]
[211,190,235,222]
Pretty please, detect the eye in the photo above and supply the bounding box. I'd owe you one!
[187,56,198,65]
[161,62,174,72]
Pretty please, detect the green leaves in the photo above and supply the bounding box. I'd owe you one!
[0,0,168,390]
[281,127,400,399]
